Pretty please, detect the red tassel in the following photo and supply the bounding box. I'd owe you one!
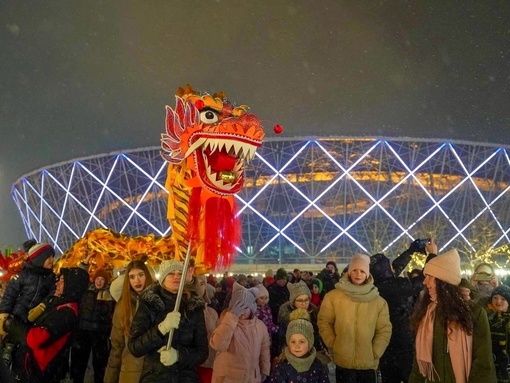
[203,198,240,271]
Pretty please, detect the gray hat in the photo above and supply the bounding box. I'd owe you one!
[158,260,184,285]
[286,308,314,346]
[229,282,258,315]
[287,281,311,305]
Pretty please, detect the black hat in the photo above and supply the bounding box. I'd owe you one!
[61,268,89,303]
[370,253,393,283]
[491,284,510,305]
[326,261,338,272]
[276,268,288,280]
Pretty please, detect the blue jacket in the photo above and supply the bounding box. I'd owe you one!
[0,263,55,322]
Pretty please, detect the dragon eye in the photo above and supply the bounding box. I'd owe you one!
[199,109,219,124]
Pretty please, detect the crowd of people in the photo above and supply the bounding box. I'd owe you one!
[0,237,508,382]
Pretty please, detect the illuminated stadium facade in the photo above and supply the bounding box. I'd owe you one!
[11,137,510,269]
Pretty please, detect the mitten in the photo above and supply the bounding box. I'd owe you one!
[230,300,249,317]
[28,303,46,322]
[158,346,178,366]
[158,311,181,335]
[0,313,8,335]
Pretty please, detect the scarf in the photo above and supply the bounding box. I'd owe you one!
[284,347,316,373]
[447,321,472,383]
[334,274,379,302]
[416,301,472,382]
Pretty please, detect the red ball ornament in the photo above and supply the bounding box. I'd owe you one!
[195,99,205,110]
[273,124,283,134]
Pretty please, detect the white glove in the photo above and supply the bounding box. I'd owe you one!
[158,311,181,335]
[158,346,178,366]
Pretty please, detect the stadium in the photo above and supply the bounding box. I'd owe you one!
[11,137,510,273]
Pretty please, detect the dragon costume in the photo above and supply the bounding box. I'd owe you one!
[54,85,265,275]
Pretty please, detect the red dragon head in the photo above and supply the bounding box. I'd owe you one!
[161,85,265,271]
[161,84,265,198]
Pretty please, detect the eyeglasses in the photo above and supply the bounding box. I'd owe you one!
[294,298,309,304]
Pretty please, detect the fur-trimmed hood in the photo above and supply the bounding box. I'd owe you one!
[139,283,205,313]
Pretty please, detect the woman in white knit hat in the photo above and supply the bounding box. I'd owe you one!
[318,253,392,383]
[128,259,208,383]
[408,246,496,382]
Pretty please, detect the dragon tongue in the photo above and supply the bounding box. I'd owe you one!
[208,150,236,172]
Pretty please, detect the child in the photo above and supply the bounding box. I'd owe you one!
[255,284,279,341]
[487,284,510,382]
[210,281,270,383]
[310,278,323,308]
[269,308,330,382]
[0,241,56,376]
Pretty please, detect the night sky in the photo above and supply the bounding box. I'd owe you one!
[1,1,509,248]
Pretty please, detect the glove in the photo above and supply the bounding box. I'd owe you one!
[230,300,249,317]
[158,311,181,335]
[0,313,9,336]
[28,303,46,322]
[158,346,178,366]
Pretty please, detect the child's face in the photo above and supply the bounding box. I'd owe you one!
[312,284,319,294]
[256,295,268,307]
[492,294,509,312]
[349,269,367,285]
[94,276,106,290]
[239,308,252,319]
[43,256,54,269]
[288,334,309,357]
[293,294,310,310]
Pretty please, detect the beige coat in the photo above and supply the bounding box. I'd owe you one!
[210,311,270,383]
[318,275,392,370]
[104,292,144,383]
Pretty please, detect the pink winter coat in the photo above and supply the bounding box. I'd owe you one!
[210,311,271,383]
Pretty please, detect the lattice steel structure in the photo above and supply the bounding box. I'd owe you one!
[11,137,510,266]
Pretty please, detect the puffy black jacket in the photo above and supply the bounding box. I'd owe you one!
[78,286,115,333]
[128,284,208,383]
[0,263,55,322]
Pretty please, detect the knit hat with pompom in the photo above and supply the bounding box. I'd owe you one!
[286,308,314,346]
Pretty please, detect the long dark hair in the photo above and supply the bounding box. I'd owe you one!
[411,278,474,335]
[119,259,154,336]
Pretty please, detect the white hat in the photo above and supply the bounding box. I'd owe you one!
[424,249,461,286]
